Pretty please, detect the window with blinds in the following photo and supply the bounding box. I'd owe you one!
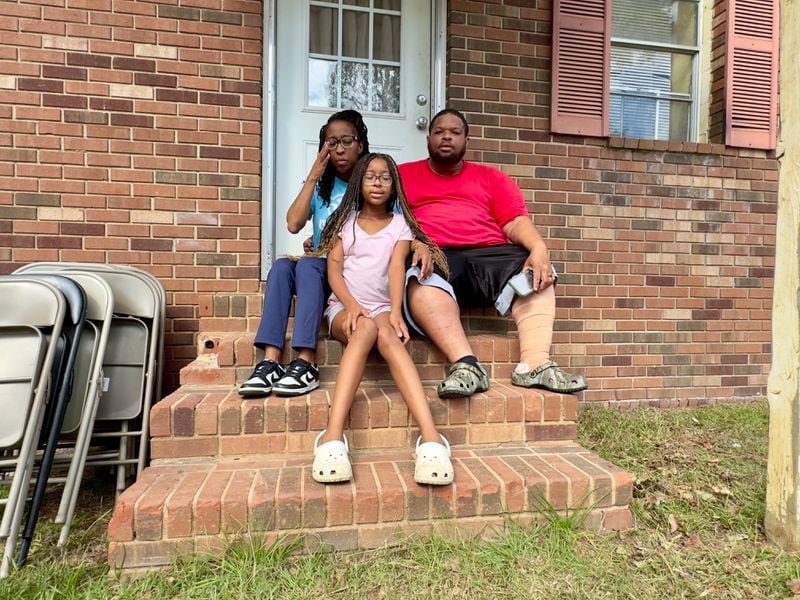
[609,0,700,141]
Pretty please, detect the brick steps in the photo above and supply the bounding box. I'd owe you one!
[108,443,633,570]
[183,332,521,386]
[149,382,578,459]
[109,323,631,572]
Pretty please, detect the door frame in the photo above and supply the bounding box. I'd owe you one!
[259,0,447,278]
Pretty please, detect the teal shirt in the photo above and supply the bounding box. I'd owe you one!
[310,177,347,251]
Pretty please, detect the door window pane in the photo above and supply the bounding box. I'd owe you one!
[308,58,338,108]
[342,62,369,110]
[342,10,369,59]
[309,6,338,56]
[373,14,401,62]
[307,1,402,113]
[371,65,400,113]
[375,0,401,10]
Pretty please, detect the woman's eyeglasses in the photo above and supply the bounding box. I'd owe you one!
[363,173,393,185]
[324,135,358,149]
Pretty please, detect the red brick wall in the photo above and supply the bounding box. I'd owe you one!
[0,0,264,388]
[0,0,776,405]
[447,0,775,406]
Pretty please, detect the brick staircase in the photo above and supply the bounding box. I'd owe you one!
[107,313,633,571]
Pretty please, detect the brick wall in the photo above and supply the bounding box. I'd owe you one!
[0,0,776,405]
[0,0,264,389]
[447,0,775,406]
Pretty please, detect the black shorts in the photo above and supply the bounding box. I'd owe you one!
[443,244,528,308]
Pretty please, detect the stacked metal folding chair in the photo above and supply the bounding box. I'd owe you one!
[0,277,70,577]
[2,263,165,574]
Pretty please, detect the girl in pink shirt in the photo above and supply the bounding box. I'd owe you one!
[312,153,454,486]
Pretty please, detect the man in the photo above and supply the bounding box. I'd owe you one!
[399,108,587,397]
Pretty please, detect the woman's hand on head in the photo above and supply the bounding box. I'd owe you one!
[343,303,371,338]
[411,241,433,279]
[308,145,331,182]
[389,311,410,345]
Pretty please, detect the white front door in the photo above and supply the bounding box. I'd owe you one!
[272,0,434,259]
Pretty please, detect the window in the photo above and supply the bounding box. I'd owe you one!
[307,0,402,113]
[609,0,700,141]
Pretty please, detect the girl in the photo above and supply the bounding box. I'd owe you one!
[311,153,454,486]
[239,110,369,398]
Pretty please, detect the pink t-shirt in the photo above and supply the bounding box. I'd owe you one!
[327,212,413,318]
[398,159,528,248]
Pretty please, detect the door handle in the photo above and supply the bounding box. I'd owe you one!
[415,116,428,130]
[416,94,428,106]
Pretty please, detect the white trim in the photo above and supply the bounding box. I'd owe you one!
[260,0,277,278]
[432,0,447,115]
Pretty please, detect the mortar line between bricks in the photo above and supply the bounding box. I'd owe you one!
[131,471,161,528]
[546,456,580,508]
[476,455,507,512]
[368,462,384,523]
[576,453,619,506]
[456,457,483,514]
[518,456,550,513]
[498,455,531,513]
[390,460,410,521]
[561,455,598,508]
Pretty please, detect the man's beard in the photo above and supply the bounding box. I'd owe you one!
[428,142,466,166]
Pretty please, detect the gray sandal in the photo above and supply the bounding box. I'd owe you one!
[511,360,587,393]
[437,361,490,398]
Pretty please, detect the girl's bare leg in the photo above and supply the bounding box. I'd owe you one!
[372,312,440,443]
[320,312,378,444]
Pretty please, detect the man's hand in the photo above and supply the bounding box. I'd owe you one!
[389,310,410,345]
[303,237,313,254]
[523,244,555,292]
[410,241,433,279]
[343,303,370,339]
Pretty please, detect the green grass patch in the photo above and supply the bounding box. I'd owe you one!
[4,401,800,599]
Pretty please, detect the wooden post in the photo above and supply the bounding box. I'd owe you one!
[766,0,800,550]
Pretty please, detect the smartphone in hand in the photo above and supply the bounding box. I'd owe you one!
[509,270,535,296]
[509,266,558,297]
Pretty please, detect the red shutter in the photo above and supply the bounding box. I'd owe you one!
[550,0,610,136]
[725,0,779,149]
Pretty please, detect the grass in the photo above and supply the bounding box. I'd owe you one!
[4,400,800,599]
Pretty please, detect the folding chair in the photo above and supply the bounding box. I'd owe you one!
[0,278,66,577]
[7,276,86,572]
[7,272,114,561]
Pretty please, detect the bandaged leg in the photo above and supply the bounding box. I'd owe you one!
[511,285,555,372]
[510,285,587,392]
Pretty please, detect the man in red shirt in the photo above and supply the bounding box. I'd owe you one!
[400,109,587,397]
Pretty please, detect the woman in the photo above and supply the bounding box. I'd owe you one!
[239,110,369,397]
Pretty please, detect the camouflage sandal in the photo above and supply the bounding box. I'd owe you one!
[511,361,588,393]
[437,361,490,398]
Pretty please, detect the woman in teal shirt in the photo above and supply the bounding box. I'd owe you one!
[239,110,369,397]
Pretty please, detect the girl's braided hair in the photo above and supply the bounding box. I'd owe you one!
[317,110,370,207]
[316,153,449,279]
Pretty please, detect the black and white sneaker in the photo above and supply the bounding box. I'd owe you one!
[272,358,320,396]
[238,359,285,398]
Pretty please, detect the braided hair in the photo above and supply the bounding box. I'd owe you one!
[316,153,449,278]
[317,110,370,207]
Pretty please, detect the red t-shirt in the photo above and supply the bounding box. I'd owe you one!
[398,159,528,248]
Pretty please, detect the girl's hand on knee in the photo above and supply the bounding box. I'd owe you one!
[344,303,370,338]
[389,310,410,345]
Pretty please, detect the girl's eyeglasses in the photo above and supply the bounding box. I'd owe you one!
[363,173,393,185]
[324,136,358,149]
